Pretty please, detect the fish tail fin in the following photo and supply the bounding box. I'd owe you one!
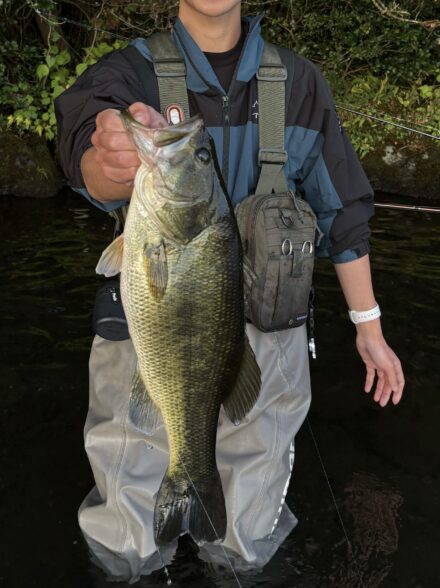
[154,468,226,546]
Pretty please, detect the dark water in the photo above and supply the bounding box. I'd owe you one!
[0,191,439,588]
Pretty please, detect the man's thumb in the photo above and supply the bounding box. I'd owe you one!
[129,102,152,126]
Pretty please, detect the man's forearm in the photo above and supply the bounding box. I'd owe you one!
[334,254,382,336]
[81,147,133,202]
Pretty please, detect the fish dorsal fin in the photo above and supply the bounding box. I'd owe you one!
[96,234,124,277]
[145,240,168,300]
[223,334,261,425]
[129,369,162,434]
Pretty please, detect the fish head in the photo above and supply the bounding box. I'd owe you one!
[123,112,219,244]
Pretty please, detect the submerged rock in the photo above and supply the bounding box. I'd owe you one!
[0,132,62,198]
[362,139,440,200]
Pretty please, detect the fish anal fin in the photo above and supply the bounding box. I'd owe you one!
[96,234,124,277]
[129,369,161,434]
[145,240,168,300]
[223,335,261,425]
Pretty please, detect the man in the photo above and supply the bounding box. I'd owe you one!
[55,0,405,582]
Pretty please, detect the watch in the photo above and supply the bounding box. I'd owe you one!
[348,304,381,324]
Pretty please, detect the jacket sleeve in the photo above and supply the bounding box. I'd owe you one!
[54,49,149,211]
[292,59,374,263]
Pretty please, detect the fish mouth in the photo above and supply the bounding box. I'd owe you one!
[121,111,204,149]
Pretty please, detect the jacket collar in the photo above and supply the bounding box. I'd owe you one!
[131,14,264,95]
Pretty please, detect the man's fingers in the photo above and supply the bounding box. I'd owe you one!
[96,108,125,131]
[364,366,376,393]
[92,129,136,152]
[96,148,140,169]
[128,102,167,128]
[373,371,385,402]
[101,165,139,184]
[378,383,392,407]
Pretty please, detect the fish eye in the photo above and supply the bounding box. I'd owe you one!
[195,147,211,164]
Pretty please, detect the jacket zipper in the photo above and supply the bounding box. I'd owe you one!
[221,94,231,187]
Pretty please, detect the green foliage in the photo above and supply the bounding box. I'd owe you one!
[0,0,439,154]
[2,33,126,139]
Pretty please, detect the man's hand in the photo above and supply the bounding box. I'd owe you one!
[91,102,166,186]
[81,102,166,202]
[356,327,405,407]
[334,255,405,408]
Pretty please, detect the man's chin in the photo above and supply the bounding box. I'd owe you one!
[179,0,242,19]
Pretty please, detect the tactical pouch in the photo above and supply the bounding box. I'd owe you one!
[235,191,320,332]
[92,279,130,341]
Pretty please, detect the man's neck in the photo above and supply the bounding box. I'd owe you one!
[178,3,242,52]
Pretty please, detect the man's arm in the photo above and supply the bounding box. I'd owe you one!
[334,255,405,407]
[80,103,166,203]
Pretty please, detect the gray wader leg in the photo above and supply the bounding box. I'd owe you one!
[199,322,311,570]
[80,325,311,581]
[79,335,177,583]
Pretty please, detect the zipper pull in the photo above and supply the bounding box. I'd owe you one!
[222,95,230,124]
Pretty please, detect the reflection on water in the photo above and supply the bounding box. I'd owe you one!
[329,472,403,588]
[0,191,439,588]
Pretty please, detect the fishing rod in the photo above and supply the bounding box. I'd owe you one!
[375,202,440,213]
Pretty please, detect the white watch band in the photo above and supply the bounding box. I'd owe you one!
[348,304,381,324]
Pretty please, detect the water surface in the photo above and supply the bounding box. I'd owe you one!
[0,191,438,588]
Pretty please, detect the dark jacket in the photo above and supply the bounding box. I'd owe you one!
[55,15,374,263]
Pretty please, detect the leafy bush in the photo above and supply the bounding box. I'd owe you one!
[0,0,439,154]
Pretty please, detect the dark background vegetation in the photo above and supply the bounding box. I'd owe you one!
[1,0,439,156]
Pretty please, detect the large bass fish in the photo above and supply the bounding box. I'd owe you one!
[96,112,261,546]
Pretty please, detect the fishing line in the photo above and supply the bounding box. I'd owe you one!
[335,104,440,141]
[179,458,244,588]
[306,418,365,588]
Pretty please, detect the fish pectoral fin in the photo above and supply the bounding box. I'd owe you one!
[96,234,124,277]
[129,369,161,434]
[145,240,168,300]
[223,334,261,425]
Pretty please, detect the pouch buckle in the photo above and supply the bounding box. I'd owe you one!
[258,148,288,166]
[256,64,287,82]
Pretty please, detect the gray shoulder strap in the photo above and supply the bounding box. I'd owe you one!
[147,32,190,121]
[255,42,289,195]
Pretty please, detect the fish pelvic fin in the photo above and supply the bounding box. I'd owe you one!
[223,334,261,425]
[145,240,168,300]
[154,468,226,546]
[129,369,161,434]
[96,234,124,277]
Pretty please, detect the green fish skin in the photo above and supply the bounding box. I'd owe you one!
[96,113,261,547]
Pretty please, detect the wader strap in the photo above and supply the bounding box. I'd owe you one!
[147,32,190,121]
[255,43,289,195]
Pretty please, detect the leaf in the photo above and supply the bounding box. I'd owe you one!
[45,55,56,69]
[75,63,88,77]
[55,50,71,66]
[36,64,49,80]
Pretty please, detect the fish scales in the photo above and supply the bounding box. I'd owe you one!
[122,213,244,480]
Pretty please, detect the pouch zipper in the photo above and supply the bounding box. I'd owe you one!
[247,193,285,267]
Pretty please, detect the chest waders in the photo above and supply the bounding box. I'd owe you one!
[81,31,312,582]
